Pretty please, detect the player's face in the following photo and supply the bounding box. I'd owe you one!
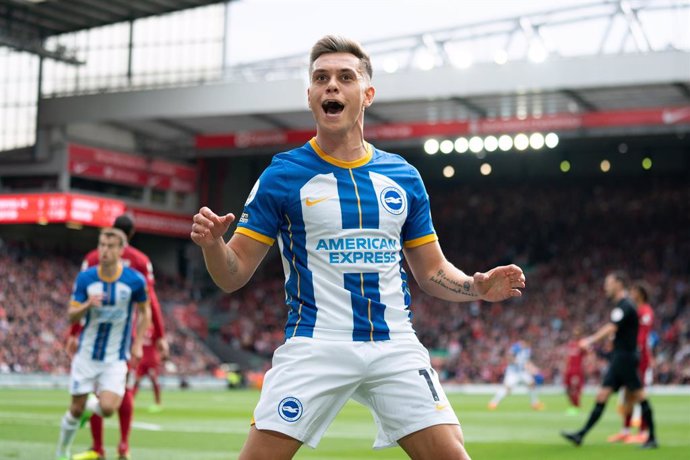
[307,52,375,134]
[603,274,618,299]
[98,234,123,266]
[630,287,641,304]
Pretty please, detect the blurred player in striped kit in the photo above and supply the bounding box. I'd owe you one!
[488,339,545,411]
[55,228,150,460]
[70,215,168,460]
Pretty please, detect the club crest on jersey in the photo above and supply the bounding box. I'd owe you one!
[278,397,303,422]
[380,186,406,215]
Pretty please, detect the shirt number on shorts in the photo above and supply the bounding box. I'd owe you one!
[418,369,440,402]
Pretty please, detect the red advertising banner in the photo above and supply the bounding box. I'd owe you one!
[69,158,149,187]
[149,158,197,182]
[68,144,197,193]
[0,193,192,237]
[0,193,126,227]
[195,105,690,150]
[127,207,192,238]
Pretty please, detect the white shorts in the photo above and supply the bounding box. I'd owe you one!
[69,355,128,397]
[503,368,534,388]
[253,337,459,449]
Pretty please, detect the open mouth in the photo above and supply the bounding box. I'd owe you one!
[322,100,345,115]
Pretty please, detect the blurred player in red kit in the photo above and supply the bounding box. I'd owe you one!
[69,214,169,460]
[564,327,587,415]
[133,327,164,412]
[608,280,655,444]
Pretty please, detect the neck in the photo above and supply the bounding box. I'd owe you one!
[315,121,367,162]
[100,261,120,278]
[614,290,627,302]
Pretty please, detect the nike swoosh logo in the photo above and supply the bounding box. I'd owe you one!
[305,196,333,207]
[435,403,449,411]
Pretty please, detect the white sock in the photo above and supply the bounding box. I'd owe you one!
[632,403,641,421]
[529,388,538,405]
[491,387,508,404]
[56,411,78,458]
[85,393,104,417]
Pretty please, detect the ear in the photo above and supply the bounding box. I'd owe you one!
[363,85,375,108]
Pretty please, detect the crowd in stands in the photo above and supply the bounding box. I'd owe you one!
[205,178,690,385]
[0,240,219,377]
[1,177,688,387]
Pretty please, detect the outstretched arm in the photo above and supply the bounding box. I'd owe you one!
[191,206,271,293]
[404,241,525,303]
[579,323,616,349]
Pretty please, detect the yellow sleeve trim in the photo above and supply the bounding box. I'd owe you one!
[235,227,275,246]
[403,233,438,248]
[70,300,81,308]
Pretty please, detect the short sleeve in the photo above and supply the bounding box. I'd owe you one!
[402,165,437,248]
[71,273,88,303]
[235,159,286,246]
[132,272,148,303]
[145,259,155,284]
[610,307,625,325]
[640,312,653,325]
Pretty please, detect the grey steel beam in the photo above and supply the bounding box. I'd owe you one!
[251,113,293,130]
[560,89,599,112]
[154,118,201,136]
[450,96,488,117]
[40,51,690,125]
[672,82,690,101]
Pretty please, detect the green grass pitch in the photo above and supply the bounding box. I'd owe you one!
[1,388,688,459]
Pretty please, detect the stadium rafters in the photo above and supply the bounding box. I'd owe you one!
[0,0,230,64]
[222,0,690,84]
[3,0,690,158]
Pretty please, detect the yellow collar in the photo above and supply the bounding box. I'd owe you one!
[309,138,372,168]
[98,263,123,283]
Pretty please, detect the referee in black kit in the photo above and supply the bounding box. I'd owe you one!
[561,270,658,449]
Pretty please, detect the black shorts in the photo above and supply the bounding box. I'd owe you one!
[602,352,642,392]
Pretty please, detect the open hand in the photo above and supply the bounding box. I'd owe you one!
[191,207,235,248]
[131,342,143,364]
[473,264,525,302]
[87,294,103,308]
[578,338,591,350]
[66,335,79,357]
[156,337,170,360]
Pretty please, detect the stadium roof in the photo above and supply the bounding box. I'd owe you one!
[17,0,690,157]
[40,50,690,157]
[0,0,228,62]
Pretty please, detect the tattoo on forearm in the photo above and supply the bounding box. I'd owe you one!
[227,252,239,275]
[429,269,478,297]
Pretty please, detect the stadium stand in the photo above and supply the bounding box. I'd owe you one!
[0,0,688,390]
[198,177,690,385]
[3,176,687,385]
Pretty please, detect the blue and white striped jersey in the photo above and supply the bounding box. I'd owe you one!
[236,138,437,342]
[507,342,532,373]
[70,265,148,362]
